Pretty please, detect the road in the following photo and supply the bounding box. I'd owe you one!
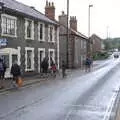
[0,58,120,120]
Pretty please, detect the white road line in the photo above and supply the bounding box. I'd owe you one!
[64,110,73,120]
[103,88,119,120]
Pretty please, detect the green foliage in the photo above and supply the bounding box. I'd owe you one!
[104,38,120,50]
[93,51,109,60]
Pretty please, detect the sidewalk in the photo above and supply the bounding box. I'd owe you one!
[0,60,103,93]
[0,76,47,93]
[0,69,86,93]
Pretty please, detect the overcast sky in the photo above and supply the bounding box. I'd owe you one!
[17,0,120,39]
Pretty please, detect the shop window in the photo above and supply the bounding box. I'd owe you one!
[1,55,9,68]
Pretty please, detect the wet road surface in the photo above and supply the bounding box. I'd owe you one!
[0,59,120,120]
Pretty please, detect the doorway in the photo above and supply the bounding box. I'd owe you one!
[38,48,45,73]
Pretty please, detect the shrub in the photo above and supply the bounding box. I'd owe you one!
[93,52,109,60]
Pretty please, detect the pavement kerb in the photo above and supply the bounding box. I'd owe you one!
[0,78,47,93]
[0,69,85,93]
[0,61,103,94]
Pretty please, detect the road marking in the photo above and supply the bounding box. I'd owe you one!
[64,110,73,120]
[103,88,119,120]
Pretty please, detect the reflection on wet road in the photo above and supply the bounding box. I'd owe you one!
[0,59,120,120]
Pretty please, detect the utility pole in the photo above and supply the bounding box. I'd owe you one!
[88,4,93,57]
[66,0,69,68]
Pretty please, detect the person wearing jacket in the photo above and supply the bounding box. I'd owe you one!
[10,61,21,86]
[0,58,6,89]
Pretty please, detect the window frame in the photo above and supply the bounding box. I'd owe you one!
[25,18,34,40]
[38,22,45,42]
[38,48,45,72]
[25,47,34,71]
[48,48,55,67]
[48,25,55,42]
[1,14,17,37]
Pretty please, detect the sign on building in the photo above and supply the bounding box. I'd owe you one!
[0,38,8,47]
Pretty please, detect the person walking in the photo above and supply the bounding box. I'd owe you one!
[61,60,66,78]
[51,63,57,77]
[85,57,92,72]
[0,58,6,89]
[10,61,21,88]
[41,57,49,73]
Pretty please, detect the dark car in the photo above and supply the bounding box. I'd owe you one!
[114,54,119,58]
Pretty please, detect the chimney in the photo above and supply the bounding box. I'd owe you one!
[59,11,67,27]
[45,0,55,20]
[70,16,77,31]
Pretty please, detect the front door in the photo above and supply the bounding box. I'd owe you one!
[38,48,45,73]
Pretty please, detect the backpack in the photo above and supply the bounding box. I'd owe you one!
[86,59,91,65]
[0,62,4,71]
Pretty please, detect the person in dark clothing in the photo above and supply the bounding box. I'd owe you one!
[62,60,66,78]
[85,57,92,72]
[41,57,49,73]
[0,58,6,89]
[11,61,21,86]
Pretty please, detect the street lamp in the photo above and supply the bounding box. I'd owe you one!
[66,0,69,68]
[88,4,93,37]
[88,4,93,57]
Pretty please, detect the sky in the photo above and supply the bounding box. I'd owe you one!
[17,0,120,39]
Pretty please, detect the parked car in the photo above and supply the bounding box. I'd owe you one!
[114,53,119,58]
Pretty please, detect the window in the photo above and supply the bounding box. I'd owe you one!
[81,40,83,49]
[48,25,55,42]
[12,55,18,64]
[0,55,9,68]
[38,48,45,72]
[25,47,34,71]
[38,22,45,41]
[25,19,34,39]
[83,41,86,49]
[1,14,17,37]
[48,49,55,67]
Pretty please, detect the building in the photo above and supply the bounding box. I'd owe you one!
[90,34,104,55]
[59,11,88,69]
[0,0,59,77]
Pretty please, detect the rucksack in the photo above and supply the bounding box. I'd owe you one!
[0,62,4,71]
[86,59,91,65]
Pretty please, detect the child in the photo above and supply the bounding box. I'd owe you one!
[51,63,57,77]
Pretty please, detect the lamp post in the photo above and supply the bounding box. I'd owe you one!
[88,4,93,57]
[88,4,93,37]
[66,0,69,68]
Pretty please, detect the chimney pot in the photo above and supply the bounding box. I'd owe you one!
[46,0,48,6]
[52,2,54,7]
[45,1,55,20]
[70,16,77,31]
[49,2,51,6]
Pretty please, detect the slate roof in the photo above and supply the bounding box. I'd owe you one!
[71,29,88,40]
[59,23,88,40]
[0,0,57,25]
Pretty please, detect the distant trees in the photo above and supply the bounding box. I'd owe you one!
[104,38,120,51]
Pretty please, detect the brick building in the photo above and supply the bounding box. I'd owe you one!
[59,11,88,69]
[0,0,59,77]
[91,34,104,55]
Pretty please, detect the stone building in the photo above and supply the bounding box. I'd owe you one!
[59,11,88,69]
[91,34,104,55]
[0,0,59,77]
